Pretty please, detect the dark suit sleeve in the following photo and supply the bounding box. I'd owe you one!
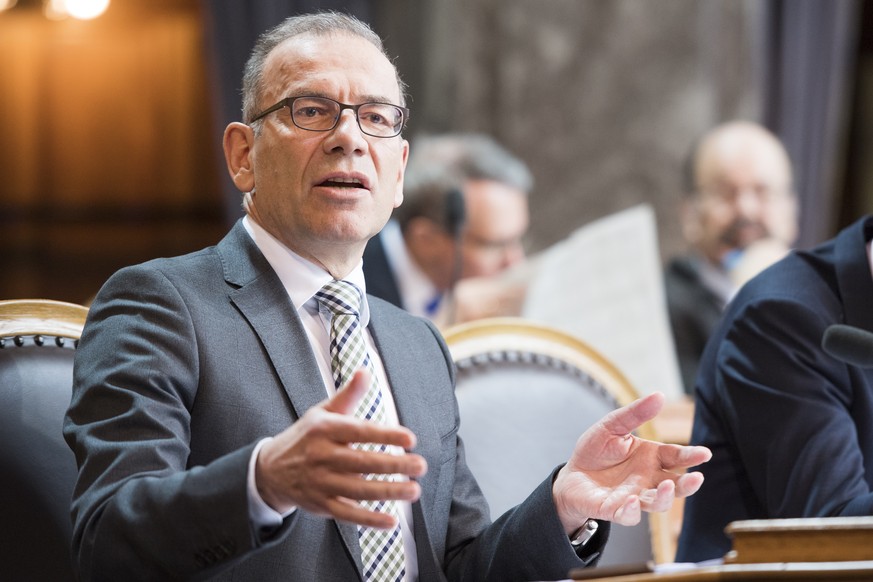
[414,319,604,581]
[362,232,404,308]
[716,297,873,518]
[664,258,725,395]
[445,468,606,581]
[63,265,282,581]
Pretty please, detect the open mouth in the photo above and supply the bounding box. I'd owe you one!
[318,177,366,189]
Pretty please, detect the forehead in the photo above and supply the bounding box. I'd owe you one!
[261,32,401,104]
[465,180,527,209]
[698,135,790,186]
[465,180,529,225]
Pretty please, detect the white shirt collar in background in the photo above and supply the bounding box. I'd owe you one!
[379,219,441,318]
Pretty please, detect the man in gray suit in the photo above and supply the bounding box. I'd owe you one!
[64,11,711,581]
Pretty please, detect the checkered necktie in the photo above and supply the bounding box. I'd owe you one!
[315,280,406,582]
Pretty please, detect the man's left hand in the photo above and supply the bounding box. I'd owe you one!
[552,392,712,532]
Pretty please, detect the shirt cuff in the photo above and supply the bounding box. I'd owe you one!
[248,437,296,532]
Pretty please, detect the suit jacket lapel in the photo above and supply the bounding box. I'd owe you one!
[217,222,364,574]
[218,221,327,419]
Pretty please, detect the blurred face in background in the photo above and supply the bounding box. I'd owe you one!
[459,179,529,279]
[684,123,797,267]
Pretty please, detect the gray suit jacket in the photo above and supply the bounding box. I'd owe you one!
[64,221,602,581]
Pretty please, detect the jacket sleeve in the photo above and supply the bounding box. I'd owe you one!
[716,297,873,518]
[414,319,605,582]
[64,265,288,581]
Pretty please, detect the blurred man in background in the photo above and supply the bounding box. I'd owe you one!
[665,121,798,394]
[363,133,532,325]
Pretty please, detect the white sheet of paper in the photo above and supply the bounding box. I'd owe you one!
[522,204,683,400]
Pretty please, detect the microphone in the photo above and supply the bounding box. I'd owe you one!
[443,187,466,326]
[444,187,466,238]
[821,324,873,368]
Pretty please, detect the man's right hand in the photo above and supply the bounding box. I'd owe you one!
[255,370,427,529]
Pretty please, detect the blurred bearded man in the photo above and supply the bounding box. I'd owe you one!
[665,121,798,394]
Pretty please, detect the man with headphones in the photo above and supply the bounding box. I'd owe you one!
[363,133,531,325]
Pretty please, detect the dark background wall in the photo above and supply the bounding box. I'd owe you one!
[0,0,868,304]
[375,0,761,260]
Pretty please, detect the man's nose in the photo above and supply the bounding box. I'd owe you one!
[323,110,368,153]
[734,187,764,218]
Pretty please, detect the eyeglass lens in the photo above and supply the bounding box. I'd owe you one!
[291,96,404,137]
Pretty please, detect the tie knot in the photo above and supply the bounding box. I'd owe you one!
[315,280,363,316]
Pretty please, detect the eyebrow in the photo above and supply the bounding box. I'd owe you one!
[285,88,400,105]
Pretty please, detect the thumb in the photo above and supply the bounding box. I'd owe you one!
[612,495,642,526]
[323,369,370,416]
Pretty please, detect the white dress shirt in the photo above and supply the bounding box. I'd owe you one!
[242,216,418,579]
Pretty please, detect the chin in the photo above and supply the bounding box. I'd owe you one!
[317,222,371,245]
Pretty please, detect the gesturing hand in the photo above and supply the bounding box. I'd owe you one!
[552,392,712,533]
[255,369,428,529]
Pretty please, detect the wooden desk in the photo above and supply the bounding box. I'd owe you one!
[572,517,873,581]
[572,560,873,580]
[725,516,873,564]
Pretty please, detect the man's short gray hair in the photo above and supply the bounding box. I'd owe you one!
[241,11,407,129]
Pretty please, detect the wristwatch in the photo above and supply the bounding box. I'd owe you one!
[570,518,599,548]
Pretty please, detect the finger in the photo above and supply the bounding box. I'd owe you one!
[322,447,428,480]
[325,496,400,530]
[324,369,372,416]
[657,443,713,470]
[321,371,418,450]
[600,392,665,436]
[319,473,423,503]
[611,494,642,526]
[675,471,705,498]
[639,479,675,513]
[320,416,418,451]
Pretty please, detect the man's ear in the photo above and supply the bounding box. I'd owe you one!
[223,122,256,192]
[393,139,410,209]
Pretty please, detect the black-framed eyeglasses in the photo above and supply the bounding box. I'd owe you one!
[249,95,409,138]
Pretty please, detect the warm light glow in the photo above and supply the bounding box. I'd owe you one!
[0,0,19,13]
[43,0,68,20]
[43,0,110,20]
[65,0,109,20]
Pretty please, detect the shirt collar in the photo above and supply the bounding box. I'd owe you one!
[242,215,370,325]
[690,252,734,304]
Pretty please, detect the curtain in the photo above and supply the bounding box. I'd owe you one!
[759,0,861,248]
